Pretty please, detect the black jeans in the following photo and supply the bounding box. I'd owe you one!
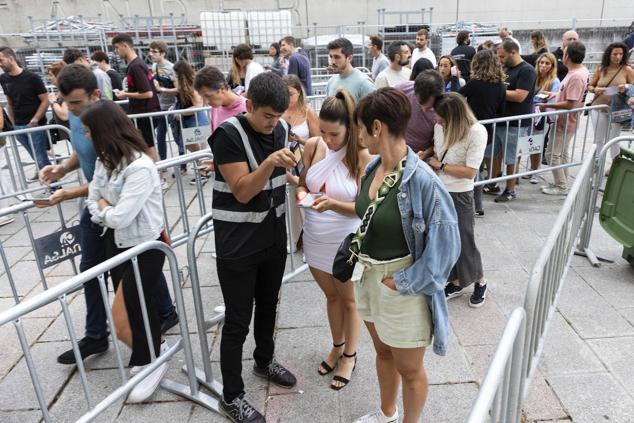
[217,245,286,402]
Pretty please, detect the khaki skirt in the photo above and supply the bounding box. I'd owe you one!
[353,254,432,349]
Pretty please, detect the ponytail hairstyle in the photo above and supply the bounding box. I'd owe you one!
[434,92,478,150]
[319,88,362,180]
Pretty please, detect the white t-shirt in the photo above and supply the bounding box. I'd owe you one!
[433,123,487,193]
[245,61,265,92]
[375,66,412,88]
[411,47,437,68]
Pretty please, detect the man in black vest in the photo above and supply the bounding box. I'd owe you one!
[209,72,297,423]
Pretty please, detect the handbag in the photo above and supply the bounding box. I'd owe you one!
[584,65,624,116]
[610,93,633,123]
[332,156,407,283]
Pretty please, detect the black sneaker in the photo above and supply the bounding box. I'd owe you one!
[253,359,297,389]
[475,210,484,217]
[469,283,487,308]
[160,310,179,334]
[57,334,109,364]
[483,183,501,195]
[220,394,265,423]
[444,284,464,300]
[494,189,517,203]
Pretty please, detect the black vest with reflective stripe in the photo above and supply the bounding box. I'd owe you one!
[212,117,288,224]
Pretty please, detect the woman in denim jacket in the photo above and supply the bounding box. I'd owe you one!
[352,88,460,423]
[83,100,169,403]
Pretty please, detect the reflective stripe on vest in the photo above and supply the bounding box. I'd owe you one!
[213,174,287,194]
[212,203,286,223]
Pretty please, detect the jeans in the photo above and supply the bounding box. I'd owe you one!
[217,245,286,402]
[80,208,176,338]
[155,115,185,161]
[14,124,51,169]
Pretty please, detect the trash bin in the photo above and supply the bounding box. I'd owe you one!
[599,146,634,266]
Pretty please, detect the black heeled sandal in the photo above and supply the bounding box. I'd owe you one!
[318,342,344,376]
[330,351,357,391]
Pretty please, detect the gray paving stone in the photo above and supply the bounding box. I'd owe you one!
[557,270,634,338]
[575,264,634,310]
[548,372,634,423]
[619,307,634,326]
[39,293,86,342]
[183,252,219,288]
[448,294,507,347]
[426,330,475,384]
[0,317,53,379]
[0,410,44,422]
[486,268,530,316]
[118,401,192,422]
[587,336,634,398]
[421,382,479,422]
[266,388,339,423]
[48,368,124,422]
[277,281,326,329]
[0,341,74,411]
[0,260,45,298]
[538,312,605,377]
[478,238,524,272]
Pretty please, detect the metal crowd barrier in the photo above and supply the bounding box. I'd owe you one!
[467,308,526,423]
[0,124,79,199]
[182,185,309,416]
[475,105,609,187]
[0,240,218,422]
[577,135,634,266]
[469,144,598,422]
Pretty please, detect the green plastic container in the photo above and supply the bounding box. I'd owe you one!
[599,146,634,265]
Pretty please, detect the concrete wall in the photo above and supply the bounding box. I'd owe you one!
[0,0,632,35]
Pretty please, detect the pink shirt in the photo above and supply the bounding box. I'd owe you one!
[210,95,248,132]
[555,66,589,133]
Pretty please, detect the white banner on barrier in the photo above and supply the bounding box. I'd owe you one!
[517,124,548,157]
[182,125,212,145]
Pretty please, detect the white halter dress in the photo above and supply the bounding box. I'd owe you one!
[302,146,361,274]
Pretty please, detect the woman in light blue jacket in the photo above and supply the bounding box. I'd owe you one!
[352,88,460,423]
[83,100,168,403]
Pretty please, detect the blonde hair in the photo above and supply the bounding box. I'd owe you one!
[434,92,478,150]
[319,88,362,180]
[535,52,558,92]
[530,31,549,53]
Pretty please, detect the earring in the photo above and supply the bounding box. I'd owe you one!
[373,133,378,138]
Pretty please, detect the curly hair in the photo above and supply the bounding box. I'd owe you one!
[470,49,506,84]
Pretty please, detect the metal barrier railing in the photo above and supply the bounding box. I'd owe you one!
[475,105,609,187]
[469,144,599,422]
[467,308,526,423]
[1,124,79,199]
[182,184,308,415]
[0,240,218,422]
[577,136,634,266]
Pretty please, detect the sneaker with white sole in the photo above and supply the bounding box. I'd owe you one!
[444,283,464,300]
[354,408,398,423]
[541,186,568,196]
[529,175,539,184]
[469,282,487,308]
[130,341,169,376]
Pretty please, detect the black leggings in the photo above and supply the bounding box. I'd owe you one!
[105,229,166,366]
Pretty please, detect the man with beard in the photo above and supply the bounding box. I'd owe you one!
[411,28,437,68]
[325,37,375,102]
[375,41,412,88]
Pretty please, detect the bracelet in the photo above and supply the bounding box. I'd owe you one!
[440,163,446,171]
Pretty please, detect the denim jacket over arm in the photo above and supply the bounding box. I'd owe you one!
[86,153,164,248]
[363,147,461,355]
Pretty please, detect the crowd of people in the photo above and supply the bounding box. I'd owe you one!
[0,22,632,423]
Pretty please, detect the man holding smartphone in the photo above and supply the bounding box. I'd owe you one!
[209,72,297,423]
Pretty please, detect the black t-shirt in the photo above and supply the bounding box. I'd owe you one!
[459,79,506,144]
[451,44,476,81]
[503,61,537,126]
[210,114,287,259]
[0,70,47,125]
[125,57,160,114]
[553,47,569,82]
[107,69,123,91]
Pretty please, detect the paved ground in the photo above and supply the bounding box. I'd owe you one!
[0,134,633,422]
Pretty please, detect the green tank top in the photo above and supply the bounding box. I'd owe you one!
[355,166,410,260]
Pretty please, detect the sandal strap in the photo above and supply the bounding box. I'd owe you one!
[333,342,345,348]
[343,351,357,358]
[332,375,350,384]
[319,360,335,374]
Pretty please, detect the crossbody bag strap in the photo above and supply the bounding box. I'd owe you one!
[349,156,407,256]
[590,65,625,106]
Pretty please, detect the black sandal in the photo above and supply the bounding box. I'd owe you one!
[318,342,344,376]
[330,351,357,391]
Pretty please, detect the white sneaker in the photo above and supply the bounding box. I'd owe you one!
[130,341,169,376]
[529,175,539,184]
[160,178,168,190]
[0,216,15,227]
[354,408,398,423]
[541,186,569,196]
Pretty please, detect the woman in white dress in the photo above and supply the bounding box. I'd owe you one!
[296,89,372,390]
[283,75,320,250]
